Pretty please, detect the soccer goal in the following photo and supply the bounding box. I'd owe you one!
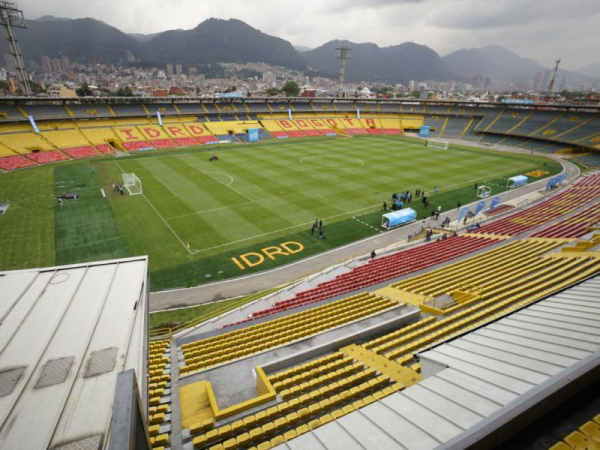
[122,173,142,195]
[426,139,450,150]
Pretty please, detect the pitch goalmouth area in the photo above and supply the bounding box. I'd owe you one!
[0,136,562,291]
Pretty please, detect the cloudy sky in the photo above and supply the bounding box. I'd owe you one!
[20,0,600,70]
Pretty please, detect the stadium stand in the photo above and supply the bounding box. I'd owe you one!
[550,413,600,450]
[203,103,219,115]
[41,129,91,149]
[80,126,119,147]
[246,101,275,113]
[356,102,379,114]
[110,104,147,117]
[575,153,600,169]
[138,125,177,148]
[63,146,100,159]
[441,116,473,138]
[113,126,151,151]
[422,115,442,137]
[292,102,313,112]
[378,103,400,113]
[0,131,55,153]
[67,104,113,118]
[229,235,498,325]
[0,104,26,121]
[477,173,600,236]
[531,202,600,238]
[23,104,70,120]
[425,105,450,115]
[400,115,424,130]
[175,102,206,115]
[379,117,403,134]
[278,274,600,450]
[96,144,115,154]
[0,154,37,170]
[509,110,565,137]
[150,103,178,116]
[485,109,534,134]
[472,107,504,131]
[403,104,425,114]
[181,292,400,375]
[180,232,600,449]
[530,113,591,140]
[26,149,69,164]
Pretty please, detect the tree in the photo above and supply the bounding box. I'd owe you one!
[266,87,280,96]
[30,81,45,95]
[76,83,93,97]
[223,86,237,93]
[282,81,300,97]
[115,86,133,97]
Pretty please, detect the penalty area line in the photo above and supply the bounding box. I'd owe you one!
[113,161,198,255]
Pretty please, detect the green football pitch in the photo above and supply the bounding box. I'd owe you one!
[0,136,562,291]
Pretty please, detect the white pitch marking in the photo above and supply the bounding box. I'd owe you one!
[113,161,198,254]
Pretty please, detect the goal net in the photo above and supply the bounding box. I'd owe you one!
[122,173,142,195]
[426,139,450,150]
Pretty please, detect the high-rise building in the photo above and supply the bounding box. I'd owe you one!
[471,73,484,89]
[51,58,63,74]
[541,71,552,92]
[533,72,543,92]
[166,63,174,76]
[188,67,197,75]
[61,56,71,73]
[41,56,53,74]
[175,64,183,75]
[559,76,567,92]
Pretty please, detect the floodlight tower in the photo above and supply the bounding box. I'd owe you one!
[335,44,352,98]
[0,1,31,96]
[547,58,561,94]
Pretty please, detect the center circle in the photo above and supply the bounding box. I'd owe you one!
[300,156,364,169]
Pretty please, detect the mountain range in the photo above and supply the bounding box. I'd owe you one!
[1,15,597,88]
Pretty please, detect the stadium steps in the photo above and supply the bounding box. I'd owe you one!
[437,116,450,137]
[393,239,562,296]
[188,369,401,449]
[532,203,600,238]
[382,253,600,362]
[228,236,498,326]
[180,293,399,376]
[148,338,172,448]
[221,247,600,449]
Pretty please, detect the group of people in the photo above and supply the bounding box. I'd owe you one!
[112,183,125,195]
[430,205,442,220]
[310,218,325,240]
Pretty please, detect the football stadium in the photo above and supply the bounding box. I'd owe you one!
[2,3,600,450]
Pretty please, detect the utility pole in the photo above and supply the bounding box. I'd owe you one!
[0,1,30,96]
[335,45,352,98]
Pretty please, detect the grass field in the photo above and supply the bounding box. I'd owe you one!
[0,136,562,290]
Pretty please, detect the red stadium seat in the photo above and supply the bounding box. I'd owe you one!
[0,155,38,171]
[62,146,101,159]
[27,150,69,164]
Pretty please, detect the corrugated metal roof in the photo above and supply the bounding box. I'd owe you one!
[0,257,149,450]
[275,275,600,450]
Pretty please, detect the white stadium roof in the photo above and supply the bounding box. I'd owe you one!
[0,257,149,450]
[274,274,600,450]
